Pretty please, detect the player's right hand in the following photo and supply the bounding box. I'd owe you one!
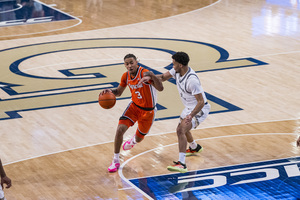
[100,89,112,95]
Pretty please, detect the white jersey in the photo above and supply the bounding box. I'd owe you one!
[169,67,207,110]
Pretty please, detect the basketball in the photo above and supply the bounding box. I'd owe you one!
[98,92,116,109]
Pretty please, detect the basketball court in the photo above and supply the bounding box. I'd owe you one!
[0,0,299,199]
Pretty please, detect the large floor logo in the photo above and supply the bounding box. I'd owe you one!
[0,38,268,120]
[129,157,300,199]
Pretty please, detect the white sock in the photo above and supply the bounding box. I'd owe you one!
[113,153,120,163]
[179,152,186,164]
[132,135,137,144]
[0,185,5,199]
[189,140,197,149]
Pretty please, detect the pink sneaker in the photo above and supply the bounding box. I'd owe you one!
[122,137,136,150]
[108,162,120,173]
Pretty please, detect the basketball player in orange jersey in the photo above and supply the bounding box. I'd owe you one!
[101,54,164,173]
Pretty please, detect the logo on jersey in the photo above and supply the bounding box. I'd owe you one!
[0,38,268,120]
[128,83,143,90]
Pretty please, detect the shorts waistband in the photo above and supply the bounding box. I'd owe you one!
[133,102,155,111]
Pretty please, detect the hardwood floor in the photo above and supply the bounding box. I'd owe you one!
[0,0,299,199]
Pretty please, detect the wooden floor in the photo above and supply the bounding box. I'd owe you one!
[0,0,300,199]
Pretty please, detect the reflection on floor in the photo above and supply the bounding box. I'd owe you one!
[0,0,75,27]
[130,157,300,199]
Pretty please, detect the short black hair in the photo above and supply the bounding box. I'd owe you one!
[172,52,189,66]
[124,53,137,60]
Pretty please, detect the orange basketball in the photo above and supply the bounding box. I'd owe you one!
[98,92,116,109]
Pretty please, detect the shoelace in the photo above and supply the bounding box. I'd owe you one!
[173,161,186,168]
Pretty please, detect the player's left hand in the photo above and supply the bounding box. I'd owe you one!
[185,114,192,125]
[1,175,12,189]
[138,76,151,85]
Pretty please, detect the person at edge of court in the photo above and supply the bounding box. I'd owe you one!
[140,51,210,173]
[0,159,12,200]
[100,54,164,173]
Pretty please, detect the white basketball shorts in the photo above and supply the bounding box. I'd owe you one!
[180,103,211,129]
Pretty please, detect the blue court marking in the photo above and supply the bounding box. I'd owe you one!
[0,37,268,120]
[0,0,75,26]
[129,157,300,200]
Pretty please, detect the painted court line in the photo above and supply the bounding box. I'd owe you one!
[118,132,299,200]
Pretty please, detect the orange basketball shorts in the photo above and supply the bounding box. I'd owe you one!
[119,102,156,138]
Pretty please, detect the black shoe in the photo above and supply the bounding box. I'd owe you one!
[186,144,203,156]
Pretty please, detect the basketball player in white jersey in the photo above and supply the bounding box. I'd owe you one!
[0,159,11,200]
[140,51,210,173]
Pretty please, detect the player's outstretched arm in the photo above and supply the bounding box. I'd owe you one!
[157,71,172,82]
[139,71,164,91]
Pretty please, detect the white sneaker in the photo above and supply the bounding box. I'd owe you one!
[122,136,136,150]
[0,186,5,200]
[108,162,120,173]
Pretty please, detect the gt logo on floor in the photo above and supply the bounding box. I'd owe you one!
[0,17,53,27]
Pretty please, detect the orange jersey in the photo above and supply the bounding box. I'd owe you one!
[120,66,157,109]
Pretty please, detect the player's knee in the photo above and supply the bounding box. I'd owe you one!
[116,124,128,136]
[176,126,185,136]
[136,130,146,141]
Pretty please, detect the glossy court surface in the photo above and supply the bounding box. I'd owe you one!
[0,0,299,199]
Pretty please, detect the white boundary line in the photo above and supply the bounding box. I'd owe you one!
[0,0,82,38]
[150,117,299,137]
[3,131,299,197]
[0,3,22,14]
[4,119,298,166]
[3,140,113,166]
[0,0,221,38]
[98,0,222,31]
[246,50,300,59]
[178,159,300,181]
[117,132,299,200]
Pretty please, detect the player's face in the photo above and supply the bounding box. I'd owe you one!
[172,59,182,73]
[124,57,139,75]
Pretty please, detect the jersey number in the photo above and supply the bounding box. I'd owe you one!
[135,91,143,99]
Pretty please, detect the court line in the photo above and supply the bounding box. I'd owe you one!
[0,1,82,38]
[0,4,22,14]
[177,159,300,181]
[3,132,298,198]
[100,0,222,31]
[150,117,299,137]
[3,118,299,166]
[3,140,113,166]
[240,50,300,59]
[117,132,299,199]
[0,0,220,38]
